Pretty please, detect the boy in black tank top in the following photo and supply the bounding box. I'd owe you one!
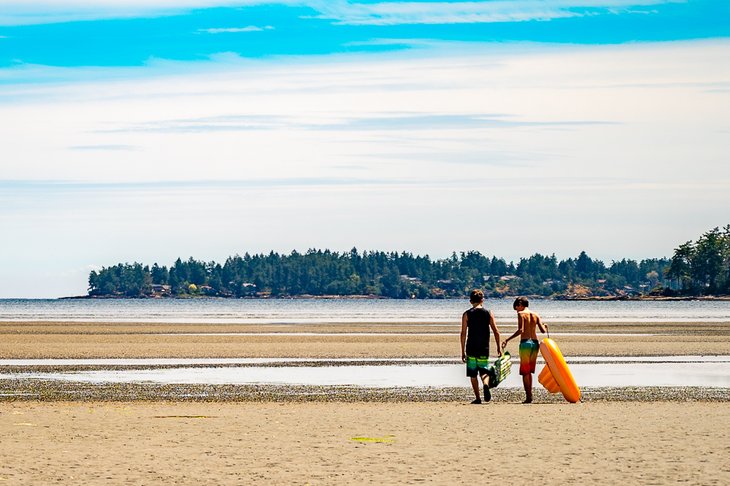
[460,289,502,404]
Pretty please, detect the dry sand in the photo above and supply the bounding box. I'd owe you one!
[2,320,728,484]
[1,321,729,358]
[1,401,728,485]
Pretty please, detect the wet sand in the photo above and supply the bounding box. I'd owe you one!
[1,401,728,484]
[1,321,729,358]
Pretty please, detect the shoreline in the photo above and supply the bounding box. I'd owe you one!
[57,294,730,301]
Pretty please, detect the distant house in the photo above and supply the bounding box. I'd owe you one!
[151,284,171,295]
[199,285,215,295]
[436,279,457,291]
[240,282,257,296]
[623,285,640,296]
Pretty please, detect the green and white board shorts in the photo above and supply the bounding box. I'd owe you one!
[466,355,490,377]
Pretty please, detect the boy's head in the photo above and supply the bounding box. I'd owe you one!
[513,296,529,310]
[469,289,485,305]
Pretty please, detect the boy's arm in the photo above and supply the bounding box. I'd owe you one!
[536,314,548,334]
[488,311,502,355]
[502,313,524,349]
[460,312,468,362]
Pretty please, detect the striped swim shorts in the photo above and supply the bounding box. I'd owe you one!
[519,339,539,375]
[466,355,490,377]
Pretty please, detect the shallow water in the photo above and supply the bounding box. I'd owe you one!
[1,298,729,323]
[3,358,729,388]
[153,332,658,337]
[1,356,728,367]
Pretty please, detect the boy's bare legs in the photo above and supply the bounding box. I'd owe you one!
[470,377,481,403]
[522,374,533,404]
[481,373,491,402]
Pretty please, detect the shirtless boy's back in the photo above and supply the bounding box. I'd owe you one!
[516,309,543,340]
[502,297,548,403]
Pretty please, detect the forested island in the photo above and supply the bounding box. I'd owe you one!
[87,226,730,299]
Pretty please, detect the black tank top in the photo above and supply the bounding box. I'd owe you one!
[465,307,491,356]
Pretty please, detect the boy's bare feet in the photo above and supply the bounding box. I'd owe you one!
[470,398,482,404]
[483,384,491,402]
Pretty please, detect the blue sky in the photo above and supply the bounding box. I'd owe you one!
[2,1,728,69]
[1,1,729,297]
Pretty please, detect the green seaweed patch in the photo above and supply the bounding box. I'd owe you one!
[350,435,395,444]
[153,415,213,419]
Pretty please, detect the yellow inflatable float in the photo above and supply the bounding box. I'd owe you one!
[538,338,581,403]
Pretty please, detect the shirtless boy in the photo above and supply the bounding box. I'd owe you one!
[502,297,548,403]
[460,289,502,404]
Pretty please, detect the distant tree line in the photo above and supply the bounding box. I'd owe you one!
[87,247,676,299]
[666,225,730,296]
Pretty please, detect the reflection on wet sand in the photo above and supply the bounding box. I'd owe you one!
[3,357,729,389]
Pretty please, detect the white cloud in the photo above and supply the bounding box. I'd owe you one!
[313,1,672,26]
[0,40,728,296]
[1,40,727,185]
[199,25,274,34]
[0,1,298,26]
[0,0,675,26]
[315,1,576,26]
[69,144,138,150]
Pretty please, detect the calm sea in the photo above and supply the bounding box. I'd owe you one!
[0,298,728,324]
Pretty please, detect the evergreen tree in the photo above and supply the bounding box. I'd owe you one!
[87,226,730,299]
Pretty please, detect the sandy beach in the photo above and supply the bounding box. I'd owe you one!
[1,319,729,484]
[1,401,728,484]
[1,320,729,358]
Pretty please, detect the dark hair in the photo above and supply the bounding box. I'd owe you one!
[469,289,485,304]
[513,296,529,309]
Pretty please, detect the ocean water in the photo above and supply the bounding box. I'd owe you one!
[0,298,729,324]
